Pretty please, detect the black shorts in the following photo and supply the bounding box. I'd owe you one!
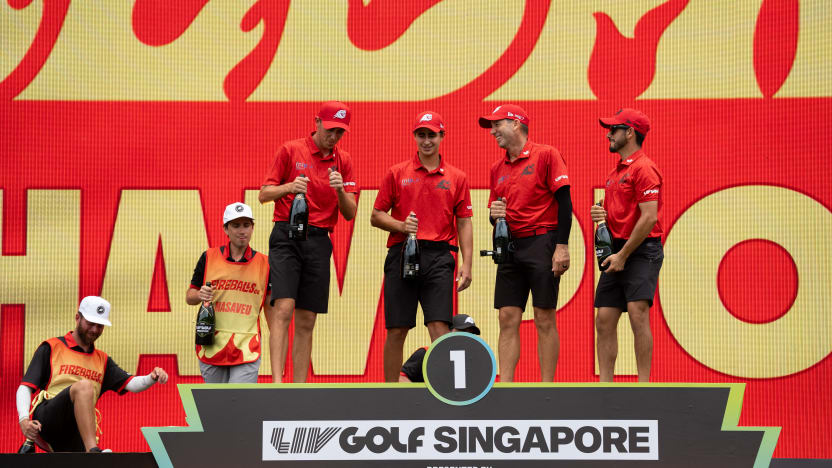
[494,230,560,310]
[594,238,664,310]
[268,222,333,314]
[31,386,85,452]
[383,243,456,329]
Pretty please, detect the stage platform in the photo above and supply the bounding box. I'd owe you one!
[1,453,830,467]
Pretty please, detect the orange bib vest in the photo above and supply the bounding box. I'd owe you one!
[32,337,107,410]
[196,246,269,366]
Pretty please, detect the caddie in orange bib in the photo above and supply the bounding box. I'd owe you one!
[16,297,168,453]
[187,202,270,383]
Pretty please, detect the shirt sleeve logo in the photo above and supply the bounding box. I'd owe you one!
[554,174,568,182]
[643,189,659,195]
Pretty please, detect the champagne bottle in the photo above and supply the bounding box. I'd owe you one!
[289,173,308,241]
[401,214,420,280]
[594,202,613,271]
[195,281,215,346]
[479,197,512,264]
[18,440,35,454]
[492,215,512,264]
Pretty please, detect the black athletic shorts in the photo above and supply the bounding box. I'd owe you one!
[31,386,85,452]
[594,237,664,310]
[384,242,456,329]
[269,222,333,314]
[494,230,560,310]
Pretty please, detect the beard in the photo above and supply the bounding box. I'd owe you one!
[75,325,101,347]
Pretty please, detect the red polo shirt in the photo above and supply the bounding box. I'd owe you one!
[262,135,358,231]
[488,140,570,238]
[603,149,663,239]
[374,153,473,248]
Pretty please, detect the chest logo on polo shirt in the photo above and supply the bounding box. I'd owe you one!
[436,180,450,190]
[401,177,421,186]
[521,164,535,176]
[497,175,509,185]
[619,173,631,184]
[296,162,311,170]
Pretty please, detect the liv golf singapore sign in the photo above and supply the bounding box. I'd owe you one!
[143,334,778,467]
[262,419,658,461]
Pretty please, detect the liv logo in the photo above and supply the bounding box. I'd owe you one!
[268,426,341,454]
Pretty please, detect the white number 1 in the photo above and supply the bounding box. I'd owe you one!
[449,350,466,389]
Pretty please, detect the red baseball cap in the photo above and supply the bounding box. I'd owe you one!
[317,101,351,131]
[478,104,530,128]
[413,111,446,133]
[599,108,650,135]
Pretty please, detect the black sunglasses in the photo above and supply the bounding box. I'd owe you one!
[609,125,630,132]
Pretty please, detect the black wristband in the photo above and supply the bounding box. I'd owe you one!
[554,186,572,245]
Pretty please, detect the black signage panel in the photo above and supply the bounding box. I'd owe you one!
[144,383,778,467]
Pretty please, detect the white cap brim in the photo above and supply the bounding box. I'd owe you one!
[80,312,111,326]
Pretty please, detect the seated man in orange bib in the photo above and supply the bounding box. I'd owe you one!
[186,202,270,383]
[16,296,168,452]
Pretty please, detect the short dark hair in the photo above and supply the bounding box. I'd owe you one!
[635,131,646,146]
[224,219,253,229]
[413,129,445,137]
[518,122,529,135]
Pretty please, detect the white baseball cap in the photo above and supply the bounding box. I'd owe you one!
[78,296,112,326]
[223,202,254,225]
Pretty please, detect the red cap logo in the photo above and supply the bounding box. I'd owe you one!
[599,108,651,134]
[413,111,446,133]
[478,104,530,128]
[317,101,351,131]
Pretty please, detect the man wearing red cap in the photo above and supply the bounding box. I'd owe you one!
[371,111,474,382]
[258,101,358,383]
[592,108,664,382]
[479,104,573,382]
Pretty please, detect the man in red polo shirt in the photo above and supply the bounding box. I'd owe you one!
[371,111,474,383]
[592,108,664,382]
[258,101,358,383]
[479,104,572,382]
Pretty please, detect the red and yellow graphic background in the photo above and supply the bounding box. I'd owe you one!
[1,0,830,459]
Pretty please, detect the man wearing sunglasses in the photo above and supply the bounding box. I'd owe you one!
[592,108,664,382]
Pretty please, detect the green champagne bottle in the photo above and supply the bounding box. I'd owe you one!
[195,281,215,345]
